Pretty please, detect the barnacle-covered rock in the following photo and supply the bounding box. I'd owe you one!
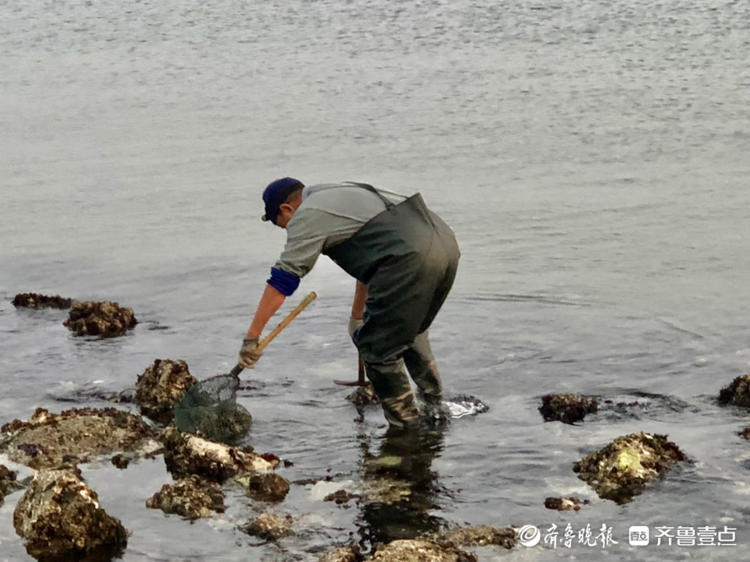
[439,525,517,549]
[13,468,127,560]
[319,544,362,562]
[12,293,72,309]
[544,496,589,511]
[240,513,294,540]
[146,475,224,520]
[136,359,197,424]
[235,472,290,502]
[0,464,25,505]
[63,300,137,337]
[162,426,277,482]
[0,407,159,469]
[539,393,598,424]
[718,375,750,408]
[368,539,476,561]
[573,432,688,504]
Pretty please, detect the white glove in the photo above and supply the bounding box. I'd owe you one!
[238,337,262,369]
[348,317,364,342]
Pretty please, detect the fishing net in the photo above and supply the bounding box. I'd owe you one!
[174,374,252,444]
[172,292,317,444]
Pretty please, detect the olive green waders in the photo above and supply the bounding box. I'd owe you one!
[324,184,460,429]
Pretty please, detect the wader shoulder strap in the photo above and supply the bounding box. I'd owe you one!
[346,182,395,209]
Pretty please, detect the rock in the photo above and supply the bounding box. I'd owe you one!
[236,472,290,502]
[111,454,130,469]
[346,383,380,407]
[63,300,137,337]
[573,432,688,504]
[324,489,359,505]
[739,427,750,440]
[136,359,198,424]
[544,496,589,511]
[718,375,750,408]
[162,426,277,482]
[368,539,476,561]
[240,513,293,541]
[13,468,127,560]
[12,293,72,309]
[0,407,159,469]
[440,525,517,549]
[539,393,598,424]
[1,464,25,505]
[319,544,362,562]
[146,475,224,520]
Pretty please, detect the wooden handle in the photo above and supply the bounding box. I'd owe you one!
[257,291,317,352]
[230,291,317,378]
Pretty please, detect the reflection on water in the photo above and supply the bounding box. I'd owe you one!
[357,425,448,549]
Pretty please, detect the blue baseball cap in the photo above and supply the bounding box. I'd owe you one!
[261,177,304,224]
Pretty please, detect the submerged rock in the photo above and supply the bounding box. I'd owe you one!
[146,475,225,520]
[718,375,750,408]
[13,468,127,560]
[324,489,359,505]
[1,464,25,505]
[544,496,589,511]
[440,525,517,549]
[539,393,598,424]
[240,513,294,541]
[573,432,688,504]
[368,539,476,561]
[0,407,159,469]
[136,359,197,424]
[162,426,277,482]
[63,300,137,337]
[346,383,380,407]
[319,545,362,562]
[12,293,72,309]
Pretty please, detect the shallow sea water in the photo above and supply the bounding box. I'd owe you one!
[1,0,749,560]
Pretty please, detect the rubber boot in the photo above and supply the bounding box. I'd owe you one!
[364,360,420,430]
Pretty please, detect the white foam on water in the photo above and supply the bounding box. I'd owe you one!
[443,396,489,419]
